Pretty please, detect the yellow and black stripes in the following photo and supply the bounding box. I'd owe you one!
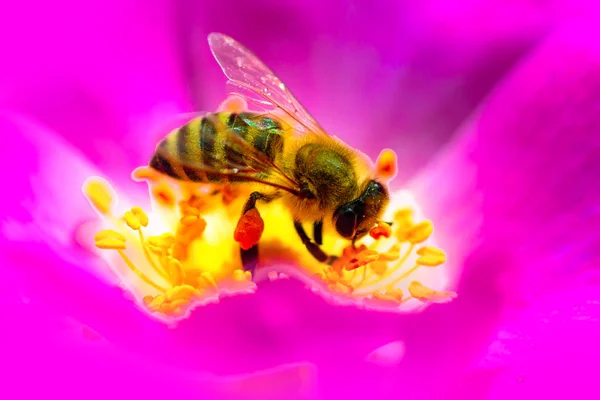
[150,112,285,184]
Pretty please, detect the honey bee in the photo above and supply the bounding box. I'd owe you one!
[149,33,390,273]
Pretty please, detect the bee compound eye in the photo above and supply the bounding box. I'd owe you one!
[334,208,357,239]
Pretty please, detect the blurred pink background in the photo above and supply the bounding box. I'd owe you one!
[1,1,600,399]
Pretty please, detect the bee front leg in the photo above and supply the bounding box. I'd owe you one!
[294,221,337,264]
[313,220,323,245]
[239,191,278,276]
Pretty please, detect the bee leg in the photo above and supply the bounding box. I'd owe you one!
[239,191,279,276]
[313,220,323,246]
[294,221,336,264]
[241,191,277,214]
[241,244,260,276]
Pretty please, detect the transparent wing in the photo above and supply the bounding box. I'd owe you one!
[208,32,329,137]
[152,114,303,196]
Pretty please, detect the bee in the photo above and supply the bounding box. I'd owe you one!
[149,33,390,273]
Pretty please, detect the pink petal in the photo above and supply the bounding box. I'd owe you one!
[0,0,192,172]
[409,20,600,398]
[485,284,600,399]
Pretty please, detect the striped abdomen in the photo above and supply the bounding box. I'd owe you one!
[150,112,285,183]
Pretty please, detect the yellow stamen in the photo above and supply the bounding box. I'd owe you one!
[233,269,246,282]
[415,246,446,267]
[167,258,184,286]
[394,264,420,282]
[166,285,197,301]
[405,220,434,244]
[94,229,126,242]
[394,208,414,224]
[378,244,401,261]
[116,250,167,292]
[132,166,161,182]
[374,287,403,302]
[159,233,175,246]
[95,238,126,250]
[218,95,248,113]
[124,211,141,230]
[408,281,457,303]
[375,149,398,180]
[388,288,403,302]
[369,261,387,276]
[362,244,414,286]
[169,298,190,311]
[148,294,165,311]
[83,178,114,215]
[131,206,149,227]
[137,229,169,281]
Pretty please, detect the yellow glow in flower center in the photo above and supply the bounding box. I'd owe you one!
[82,158,456,321]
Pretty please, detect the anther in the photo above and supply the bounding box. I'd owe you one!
[370,222,392,240]
[95,238,126,250]
[408,281,456,303]
[375,149,398,181]
[94,230,126,242]
[405,220,434,244]
[232,269,246,282]
[132,166,160,182]
[124,211,141,230]
[148,294,165,311]
[94,230,126,250]
[83,178,115,215]
[131,206,149,227]
[167,258,184,286]
[415,246,446,266]
[166,284,196,301]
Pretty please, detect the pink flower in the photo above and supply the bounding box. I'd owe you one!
[2,1,600,399]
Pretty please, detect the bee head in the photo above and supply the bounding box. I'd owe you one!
[332,180,389,240]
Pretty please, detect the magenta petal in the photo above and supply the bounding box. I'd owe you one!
[409,22,600,398]
[469,22,600,300]
[483,284,600,399]
[412,21,600,298]
[0,0,192,172]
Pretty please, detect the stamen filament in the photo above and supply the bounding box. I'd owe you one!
[394,264,420,282]
[358,264,368,286]
[362,244,415,286]
[137,229,170,281]
[116,250,168,292]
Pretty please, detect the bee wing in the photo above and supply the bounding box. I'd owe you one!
[153,114,304,196]
[207,32,329,137]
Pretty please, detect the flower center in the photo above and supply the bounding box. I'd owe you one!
[82,152,455,322]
